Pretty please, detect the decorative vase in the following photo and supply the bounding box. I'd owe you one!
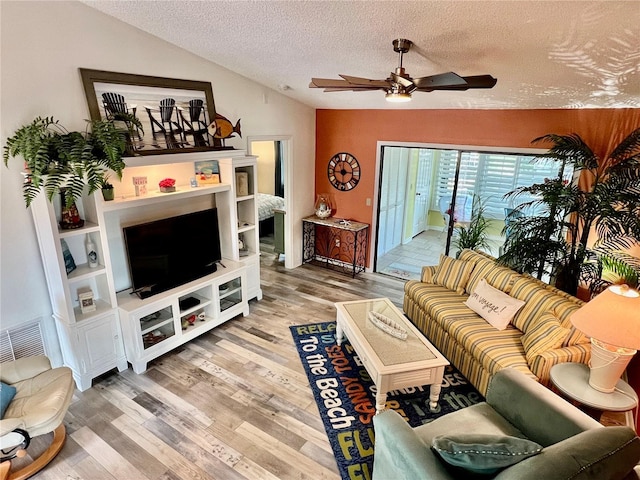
[315,193,333,219]
[59,189,84,230]
[160,186,176,193]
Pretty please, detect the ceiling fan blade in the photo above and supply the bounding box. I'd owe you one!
[339,75,390,88]
[322,86,388,92]
[417,74,498,91]
[412,72,466,89]
[459,75,498,89]
[310,78,354,89]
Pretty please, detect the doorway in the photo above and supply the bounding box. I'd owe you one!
[248,136,292,268]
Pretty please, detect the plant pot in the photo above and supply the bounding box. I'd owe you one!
[160,186,176,193]
[102,187,115,201]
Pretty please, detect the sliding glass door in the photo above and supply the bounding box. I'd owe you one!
[375,145,570,279]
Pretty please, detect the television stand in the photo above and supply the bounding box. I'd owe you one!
[117,259,248,374]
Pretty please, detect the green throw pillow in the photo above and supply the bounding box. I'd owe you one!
[0,382,17,419]
[432,434,542,475]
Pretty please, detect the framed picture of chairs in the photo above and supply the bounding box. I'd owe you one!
[80,68,229,156]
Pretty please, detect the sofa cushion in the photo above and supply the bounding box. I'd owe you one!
[509,277,574,334]
[432,434,542,475]
[465,279,525,330]
[405,282,470,319]
[446,318,532,378]
[421,265,438,283]
[459,250,520,295]
[433,255,475,295]
[521,312,570,363]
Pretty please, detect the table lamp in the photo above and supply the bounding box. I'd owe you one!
[570,285,640,393]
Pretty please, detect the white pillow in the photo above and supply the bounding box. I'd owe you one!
[465,279,525,330]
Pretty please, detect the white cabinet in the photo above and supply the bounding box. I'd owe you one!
[30,150,260,390]
[218,156,263,301]
[31,191,127,391]
[117,262,248,373]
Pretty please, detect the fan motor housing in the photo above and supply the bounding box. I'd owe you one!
[393,39,412,54]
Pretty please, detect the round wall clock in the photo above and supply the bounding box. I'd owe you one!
[328,152,361,191]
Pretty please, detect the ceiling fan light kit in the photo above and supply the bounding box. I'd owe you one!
[310,38,497,103]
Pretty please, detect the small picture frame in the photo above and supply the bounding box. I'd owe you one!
[195,160,220,186]
[77,286,96,314]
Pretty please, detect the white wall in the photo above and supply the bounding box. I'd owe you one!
[0,1,315,342]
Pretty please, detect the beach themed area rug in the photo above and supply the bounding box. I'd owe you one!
[290,321,484,480]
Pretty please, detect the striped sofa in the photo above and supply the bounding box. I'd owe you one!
[404,249,591,395]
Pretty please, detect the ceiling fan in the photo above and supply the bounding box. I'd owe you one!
[309,39,497,103]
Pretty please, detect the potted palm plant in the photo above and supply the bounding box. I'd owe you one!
[3,114,142,207]
[498,129,640,297]
[452,195,491,258]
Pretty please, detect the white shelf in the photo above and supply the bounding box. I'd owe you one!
[72,299,113,322]
[58,221,101,238]
[67,263,106,282]
[100,183,230,211]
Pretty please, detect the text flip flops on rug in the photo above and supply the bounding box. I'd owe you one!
[290,321,484,480]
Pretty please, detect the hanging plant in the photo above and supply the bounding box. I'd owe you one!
[3,114,142,207]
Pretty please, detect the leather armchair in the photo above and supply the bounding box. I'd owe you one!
[0,356,75,480]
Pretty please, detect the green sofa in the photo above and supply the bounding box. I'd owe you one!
[372,368,640,480]
[403,249,591,395]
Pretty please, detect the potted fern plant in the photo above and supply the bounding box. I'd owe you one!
[3,114,142,207]
[498,129,640,297]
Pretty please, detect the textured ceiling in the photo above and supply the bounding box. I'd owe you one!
[83,0,640,110]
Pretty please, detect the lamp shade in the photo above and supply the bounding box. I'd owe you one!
[570,285,640,350]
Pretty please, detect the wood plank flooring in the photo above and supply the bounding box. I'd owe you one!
[21,253,404,480]
[14,246,627,479]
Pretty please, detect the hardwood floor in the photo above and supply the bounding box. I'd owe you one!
[22,253,404,480]
[14,249,629,479]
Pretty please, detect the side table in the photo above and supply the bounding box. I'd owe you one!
[550,362,638,422]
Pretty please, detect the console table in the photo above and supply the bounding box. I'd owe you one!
[302,216,369,277]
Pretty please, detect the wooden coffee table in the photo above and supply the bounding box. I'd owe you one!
[335,297,449,413]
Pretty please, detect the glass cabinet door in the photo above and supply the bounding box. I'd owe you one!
[140,306,175,350]
[219,277,243,312]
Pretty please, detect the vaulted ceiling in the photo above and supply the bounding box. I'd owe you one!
[84,1,640,110]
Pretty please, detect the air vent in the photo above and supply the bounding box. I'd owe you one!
[0,322,45,363]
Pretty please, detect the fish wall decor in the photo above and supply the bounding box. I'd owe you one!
[207,113,241,147]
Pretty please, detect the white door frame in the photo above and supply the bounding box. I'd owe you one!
[247,135,294,269]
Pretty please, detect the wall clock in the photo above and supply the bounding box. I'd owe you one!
[328,152,361,191]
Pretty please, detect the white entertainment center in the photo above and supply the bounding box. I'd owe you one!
[30,150,261,390]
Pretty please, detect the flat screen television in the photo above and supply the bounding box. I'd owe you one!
[123,208,222,299]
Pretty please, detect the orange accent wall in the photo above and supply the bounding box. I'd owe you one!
[316,108,640,227]
[315,107,640,430]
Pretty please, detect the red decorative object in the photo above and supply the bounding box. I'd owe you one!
[159,178,176,193]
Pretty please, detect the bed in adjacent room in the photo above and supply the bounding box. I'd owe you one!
[257,192,285,236]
